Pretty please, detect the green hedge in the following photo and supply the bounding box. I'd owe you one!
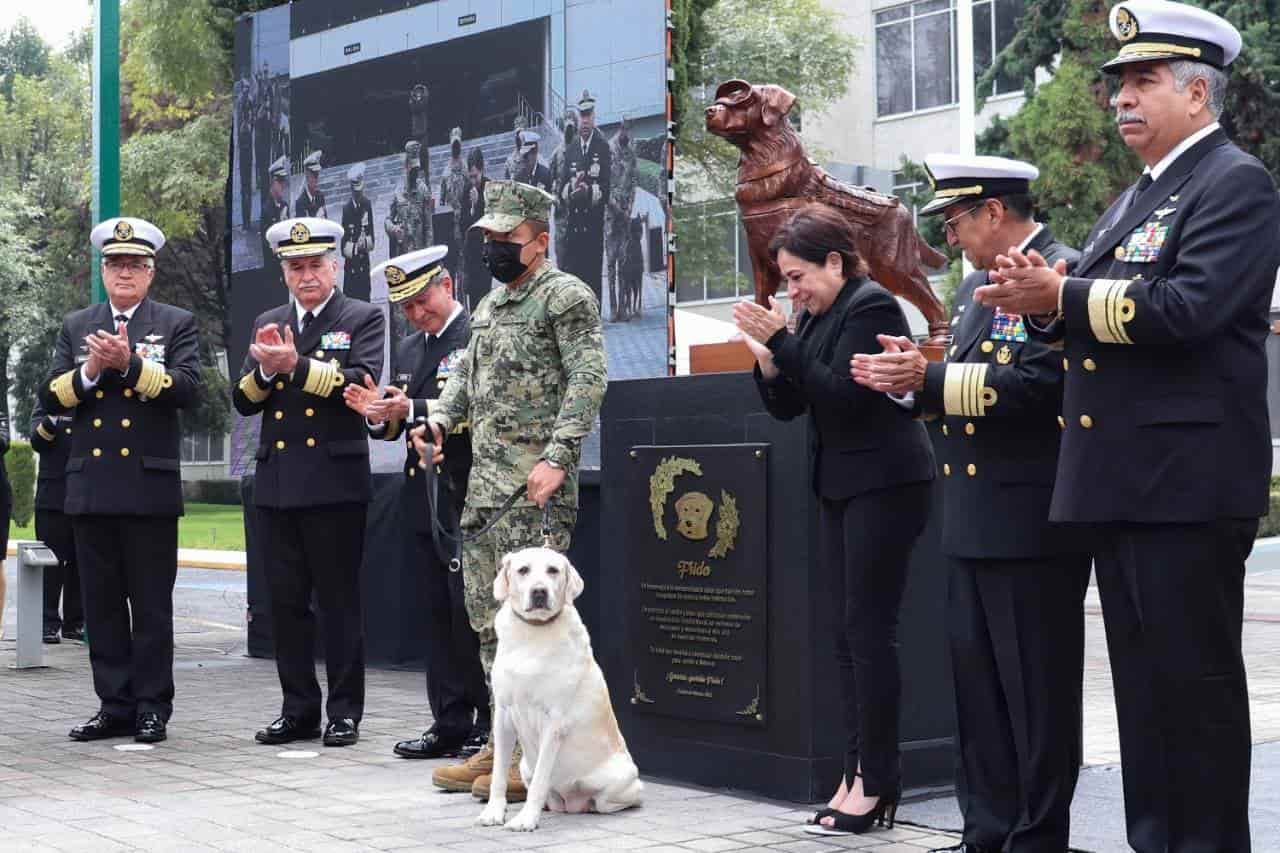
[7,441,34,526]
[1260,476,1280,539]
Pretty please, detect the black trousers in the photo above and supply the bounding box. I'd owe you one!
[1093,520,1255,853]
[38,509,82,633]
[259,503,367,724]
[414,532,489,739]
[72,515,178,720]
[820,480,932,797]
[948,553,1090,853]
[564,225,605,305]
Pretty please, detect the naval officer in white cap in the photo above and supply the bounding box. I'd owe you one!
[48,217,204,745]
[976,3,1278,849]
[856,154,1089,853]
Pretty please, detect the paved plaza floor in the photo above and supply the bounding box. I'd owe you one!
[3,560,1280,852]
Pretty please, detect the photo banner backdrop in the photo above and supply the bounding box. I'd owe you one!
[229,0,671,474]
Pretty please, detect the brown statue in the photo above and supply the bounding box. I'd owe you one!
[705,79,949,343]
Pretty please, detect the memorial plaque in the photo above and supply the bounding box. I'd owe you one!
[626,444,768,726]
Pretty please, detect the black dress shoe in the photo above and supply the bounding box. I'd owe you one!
[255,715,321,745]
[135,712,167,743]
[394,728,464,759]
[69,711,135,741]
[323,718,359,747]
[43,630,61,644]
[459,724,489,757]
[929,844,994,853]
[62,627,86,642]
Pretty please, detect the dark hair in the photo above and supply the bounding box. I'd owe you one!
[768,203,868,278]
[467,147,485,170]
[995,193,1035,221]
[528,220,550,238]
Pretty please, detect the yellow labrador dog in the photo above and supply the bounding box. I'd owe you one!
[476,547,643,832]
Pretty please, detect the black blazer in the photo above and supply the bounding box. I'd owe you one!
[373,309,473,535]
[755,276,935,500]
[1035,129,1280,523]
[920,226,1081,558]
[30,397,72,512]
[41,298,202,517]
[233,289,385,509]
[0,406,9,508]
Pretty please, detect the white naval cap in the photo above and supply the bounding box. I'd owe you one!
[920,154,1040,216]
[519,131,541,154]
[1103,0,1241,72]
[302,150,323,172]
[347,162,366,188]
[373,245,449,304]
[91,217,166,257]
[265,217,344,259]
[268,155,289,180]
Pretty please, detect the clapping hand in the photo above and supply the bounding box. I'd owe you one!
[850,335,927,395]
[85,322,132,376]
[366,384,411,423]
[343,374,382,420]
[973,248,1069,316]
[249,323,299,376]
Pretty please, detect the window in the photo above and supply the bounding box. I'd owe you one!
[974,0,1026,97]
[674,199,754,304]
[182,431,226,464]
[875,0,1025,117]
[892,171,924,225]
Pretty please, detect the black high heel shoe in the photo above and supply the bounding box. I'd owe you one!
[803,788,900,836]
[805,773,855,825]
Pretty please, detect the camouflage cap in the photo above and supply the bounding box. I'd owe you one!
[470,180,554,233]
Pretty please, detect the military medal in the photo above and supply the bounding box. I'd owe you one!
[988,308,1027,343]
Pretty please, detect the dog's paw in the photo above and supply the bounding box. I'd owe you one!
[475,802,507,827]
[503,807,541,832]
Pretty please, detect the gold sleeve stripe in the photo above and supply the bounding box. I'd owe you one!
[1087,279,1135,344]
[301,358,344,397]
[136,359,168,398]
[36,423,55,441]
[942,363,998,417]
[50,370,79,409]
[238,372,270,403]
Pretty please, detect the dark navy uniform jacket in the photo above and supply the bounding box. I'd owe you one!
[233,289,384,509]
[372,309,473,536]
[1034,128,1280,523]
[30,398,73,512]
[919,226,1081,558]
[41,298,203,517]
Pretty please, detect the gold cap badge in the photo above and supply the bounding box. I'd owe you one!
[385,265,406,286]
[114,220,133,241]
[290,222,311,244]
[1115,7,1139,42]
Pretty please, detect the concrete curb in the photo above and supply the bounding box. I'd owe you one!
[6,542,246,572]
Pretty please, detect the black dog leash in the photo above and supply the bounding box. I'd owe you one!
[424,469,553,572]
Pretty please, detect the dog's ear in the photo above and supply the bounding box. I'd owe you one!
[564,557,585,602]
[493,554,513,602]
[758,84,796,127]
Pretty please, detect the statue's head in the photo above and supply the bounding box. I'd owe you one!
[705,80,797,145]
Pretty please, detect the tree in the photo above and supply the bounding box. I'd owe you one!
[0,18,50,103]
[670,0,720,135]
[675,0,861,191]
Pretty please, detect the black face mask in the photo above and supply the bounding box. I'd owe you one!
[483,239,531,284]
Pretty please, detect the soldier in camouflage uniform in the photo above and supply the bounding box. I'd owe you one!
[386,139,434,258]
[439,127,470,287]
[413,180,606,803]
[548,110,577,267]
[605,117,638,322]
[502,115,528,181]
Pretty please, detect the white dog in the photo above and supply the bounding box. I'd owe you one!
[475,547,643,831]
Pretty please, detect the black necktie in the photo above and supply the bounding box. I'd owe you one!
[300,310,314,332]
[427,333,438,347]
[114,313,128,327]
[1128,172,1154,209]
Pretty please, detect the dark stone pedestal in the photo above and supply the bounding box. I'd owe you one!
[598,373,954,801]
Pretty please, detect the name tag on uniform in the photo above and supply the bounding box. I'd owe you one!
[135,342,166,363]
[1117,221,1169,263]
[321,331,351,350]
[988,309,1027,343]
[396,372,412,383]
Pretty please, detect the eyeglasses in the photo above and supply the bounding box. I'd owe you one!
[103,259,152,273]
[943,205,983,238]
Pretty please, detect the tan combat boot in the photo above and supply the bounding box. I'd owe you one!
[432,743,493,792]
[471,762,526,803]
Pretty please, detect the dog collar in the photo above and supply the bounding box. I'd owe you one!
[511,607,563,627]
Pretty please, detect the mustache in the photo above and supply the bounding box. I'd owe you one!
[1116,110,1146,125]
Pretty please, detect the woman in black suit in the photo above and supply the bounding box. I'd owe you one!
[735,204,934,836]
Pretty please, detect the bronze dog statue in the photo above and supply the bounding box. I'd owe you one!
[705,79,948,343]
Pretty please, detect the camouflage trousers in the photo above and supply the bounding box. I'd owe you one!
[460,503,576,723]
